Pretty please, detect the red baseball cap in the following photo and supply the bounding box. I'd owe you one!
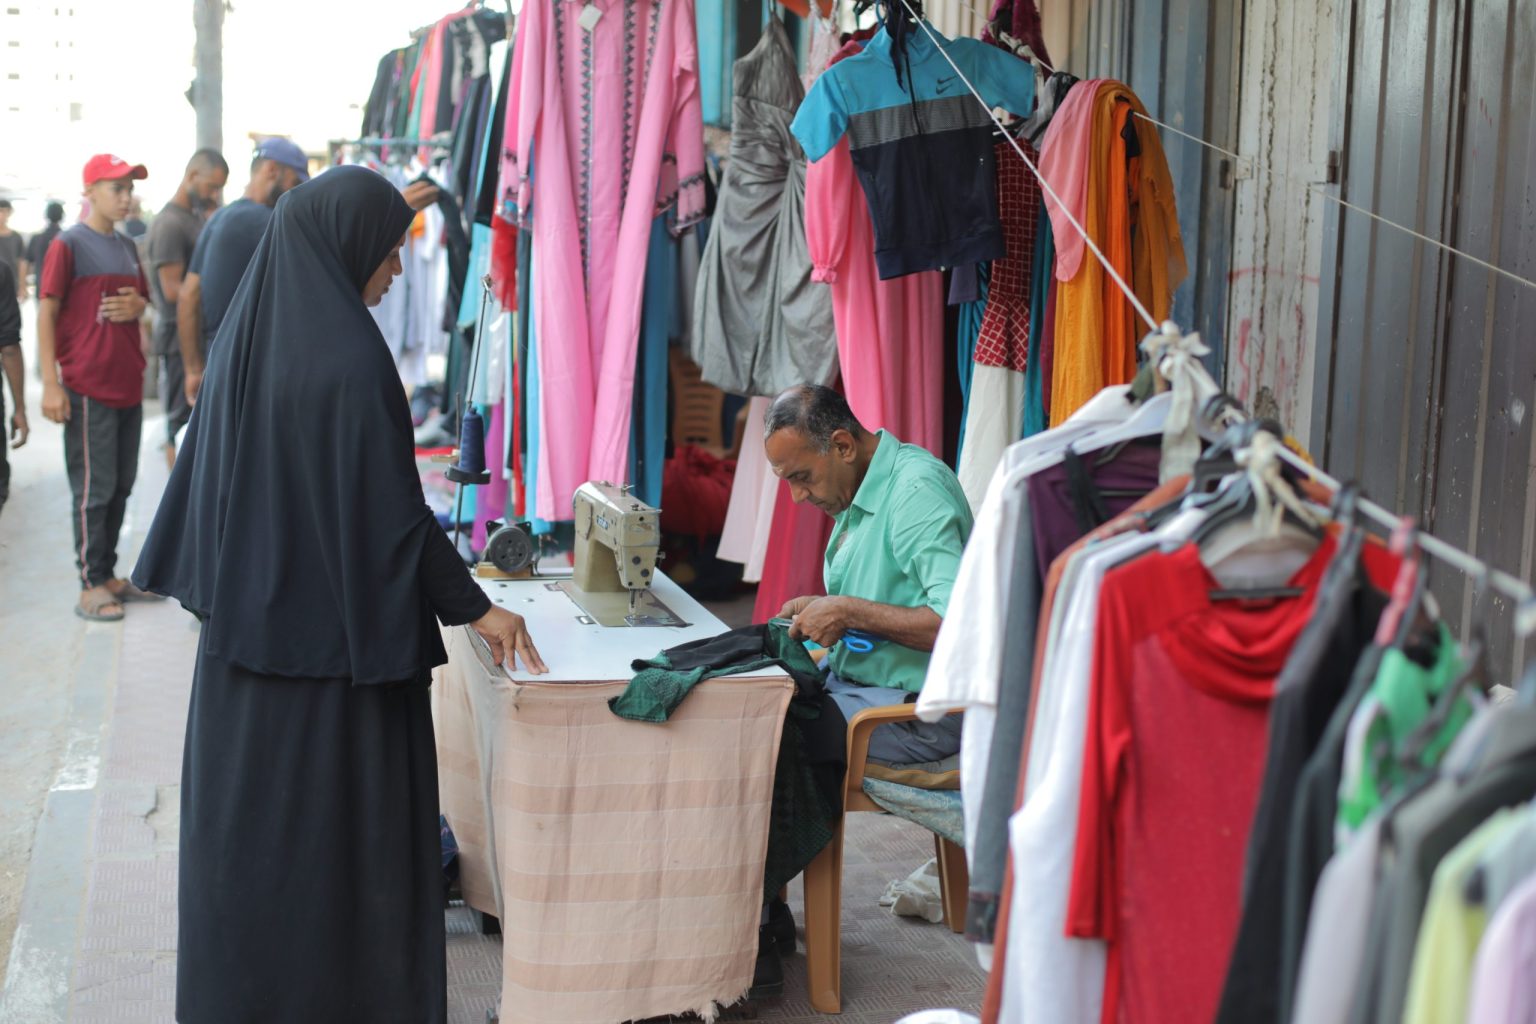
[82,153,148,186]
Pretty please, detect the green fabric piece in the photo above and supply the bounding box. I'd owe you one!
[823,430,974,694]
[1338,622,1471,833]
[610,623,825,723]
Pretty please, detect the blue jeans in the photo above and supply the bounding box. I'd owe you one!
[825,671,963,764]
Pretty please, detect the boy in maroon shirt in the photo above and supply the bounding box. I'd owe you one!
[38,154,157,621]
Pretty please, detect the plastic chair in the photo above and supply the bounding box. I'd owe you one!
[802,704,968,1014]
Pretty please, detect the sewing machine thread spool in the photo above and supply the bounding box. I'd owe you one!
[446,402,491,486]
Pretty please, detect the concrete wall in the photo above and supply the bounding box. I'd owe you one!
[1225,0,1338,445]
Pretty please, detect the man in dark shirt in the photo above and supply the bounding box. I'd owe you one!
[0,200,25,298]
[179,138,307,405]
[0,260,26,514]
[146,148,227,460]
[23,201,65,301]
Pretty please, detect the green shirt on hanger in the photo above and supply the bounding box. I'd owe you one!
[824,430,973,694]
[1337,622,1472,837]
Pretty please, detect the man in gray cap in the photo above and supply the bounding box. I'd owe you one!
[178,137,309,405]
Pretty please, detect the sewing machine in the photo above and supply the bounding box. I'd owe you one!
[549,481,686,628]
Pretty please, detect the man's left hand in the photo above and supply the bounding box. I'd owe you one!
[790,596,853,648]
[100,287,146,323]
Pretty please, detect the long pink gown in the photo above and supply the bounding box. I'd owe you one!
[507,0,705,520]
[803,138,944,456]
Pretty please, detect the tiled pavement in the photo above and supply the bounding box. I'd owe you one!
[7,437,983,1023]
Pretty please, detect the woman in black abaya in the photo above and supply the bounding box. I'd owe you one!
[133,166,546,1023]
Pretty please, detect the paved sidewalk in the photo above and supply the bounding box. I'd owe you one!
[1,424,984,1023]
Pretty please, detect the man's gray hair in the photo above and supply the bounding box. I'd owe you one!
[763,385,866,453]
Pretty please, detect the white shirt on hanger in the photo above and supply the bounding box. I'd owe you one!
[998,509,1205,1024]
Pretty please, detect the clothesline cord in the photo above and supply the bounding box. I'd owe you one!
[1130,112,1243,161]
[1301,184,1536,297]
[1267,442,1536,621]
[890,0,1161,333]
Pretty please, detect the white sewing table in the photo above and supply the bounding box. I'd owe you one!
[431,570,792,1024]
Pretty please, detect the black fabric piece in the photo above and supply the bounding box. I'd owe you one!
[616,623,830,721]
[24,223,60,284]
[133,167,488,684]
[1215,531,1386,1024]
[361,50,399,137]
[475,51,511,226]
[1061,445,1111,534]
[176,632,447,1023]
[450,77,492,216]
[1277,641,1386,1019]
[426,180,471,336]
[0,261,18,345]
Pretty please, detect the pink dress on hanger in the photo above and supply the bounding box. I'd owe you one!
[507,0,705,520]
[802,42,944,456]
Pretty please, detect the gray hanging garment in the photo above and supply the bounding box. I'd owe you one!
[691,17,837,396]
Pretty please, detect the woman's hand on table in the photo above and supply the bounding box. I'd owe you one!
[472,606,548,675]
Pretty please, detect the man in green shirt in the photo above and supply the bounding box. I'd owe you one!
[766,385,973,763]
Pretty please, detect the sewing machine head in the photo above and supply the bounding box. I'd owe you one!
[571,481,661,597]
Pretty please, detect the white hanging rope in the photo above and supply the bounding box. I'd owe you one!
[1303,184,1536,296]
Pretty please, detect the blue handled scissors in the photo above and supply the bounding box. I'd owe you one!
[770,617,881,653]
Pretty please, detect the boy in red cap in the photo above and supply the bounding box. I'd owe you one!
[37,154,157,621]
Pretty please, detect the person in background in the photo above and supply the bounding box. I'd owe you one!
[146,148,227,464]
[179,143,437,407]
[766,384,972,765]
[22,201,66,301]
[761,383,974,987]
[120,197,148,239]
[0,260,26,514]
[36,154,157,621]
[177,138,306,406]
[0,200,25,299]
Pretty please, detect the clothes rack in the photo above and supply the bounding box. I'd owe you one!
[899,0,1536,634]
[1144,330,1536,631]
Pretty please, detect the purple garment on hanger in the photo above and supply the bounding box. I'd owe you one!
[1026,439,1162,577]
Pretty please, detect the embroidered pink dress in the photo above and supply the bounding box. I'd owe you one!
[507,0,705,519]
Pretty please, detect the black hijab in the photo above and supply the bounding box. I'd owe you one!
[133,166,446,685]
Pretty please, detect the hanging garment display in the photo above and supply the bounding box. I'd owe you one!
[802,37,944,454]
[792,20,1035,280]
[956,140,1042,506]
[508,0,705,520]
[692,17,837,397]
[1039,79,1186,424]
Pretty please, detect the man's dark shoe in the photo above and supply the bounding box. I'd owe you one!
[749,924,784,999]
[767,898,796,955]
